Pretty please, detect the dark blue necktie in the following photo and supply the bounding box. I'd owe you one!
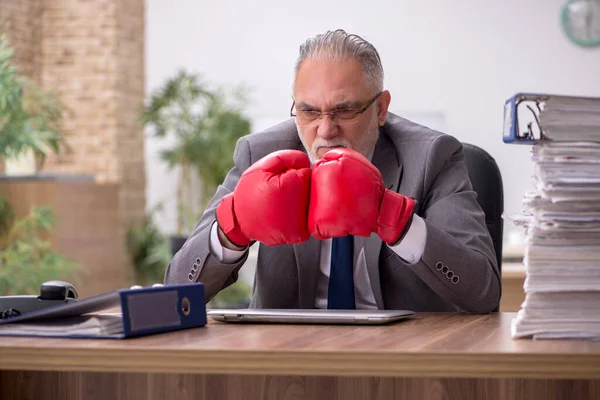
[328,235,355,309]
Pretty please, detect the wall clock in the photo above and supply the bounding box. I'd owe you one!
[561,0,600,47]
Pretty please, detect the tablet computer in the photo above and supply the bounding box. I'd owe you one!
[207,308,414,325]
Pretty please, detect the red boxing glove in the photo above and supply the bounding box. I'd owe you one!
[216,150,311,247]
[308,148,416,244]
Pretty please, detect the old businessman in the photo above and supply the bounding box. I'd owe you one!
[164,29,501,313]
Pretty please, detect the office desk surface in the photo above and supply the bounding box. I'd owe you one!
[1,312,599,380]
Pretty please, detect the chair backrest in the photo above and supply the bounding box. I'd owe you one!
[462,143,504,275]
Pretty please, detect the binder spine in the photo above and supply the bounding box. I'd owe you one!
[120,283,207,338]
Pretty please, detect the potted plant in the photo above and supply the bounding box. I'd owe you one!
[140,70,252,255]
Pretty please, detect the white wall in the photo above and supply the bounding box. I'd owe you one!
[145,0,600,248]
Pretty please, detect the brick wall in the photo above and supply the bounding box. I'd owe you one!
[0,0,146,227]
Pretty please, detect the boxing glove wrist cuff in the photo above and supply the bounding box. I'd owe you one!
[215,194,251,247]
[388,213,414,246]
[376,189,416,244]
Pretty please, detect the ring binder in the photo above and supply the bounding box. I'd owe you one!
[503,92,600,144]
[0,283,207,339]
[503,93,548,144]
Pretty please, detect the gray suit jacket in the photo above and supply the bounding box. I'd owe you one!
[164,112,501,313]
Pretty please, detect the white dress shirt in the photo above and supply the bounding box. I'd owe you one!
[208,214,427,310]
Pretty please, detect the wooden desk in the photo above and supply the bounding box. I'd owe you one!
[1,313,599,400]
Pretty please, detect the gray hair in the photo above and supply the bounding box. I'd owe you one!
[293,29,384,94]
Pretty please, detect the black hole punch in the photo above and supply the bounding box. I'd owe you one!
[39,281,79,301]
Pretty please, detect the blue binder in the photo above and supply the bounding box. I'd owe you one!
[0,283,207,339]
[503,92,600,144]
[502,92,549,144]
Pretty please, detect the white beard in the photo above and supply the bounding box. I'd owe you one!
[296,114,380,164]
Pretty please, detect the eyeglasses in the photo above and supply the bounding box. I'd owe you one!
[290,91,382,126]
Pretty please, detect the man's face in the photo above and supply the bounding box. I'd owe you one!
[293,57,390,163]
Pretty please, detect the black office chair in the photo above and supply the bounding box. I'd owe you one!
[462,143,504,276]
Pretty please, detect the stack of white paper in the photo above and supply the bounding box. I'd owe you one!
[511,96,600,340]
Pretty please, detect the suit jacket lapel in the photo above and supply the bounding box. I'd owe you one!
[365,129,402,310]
